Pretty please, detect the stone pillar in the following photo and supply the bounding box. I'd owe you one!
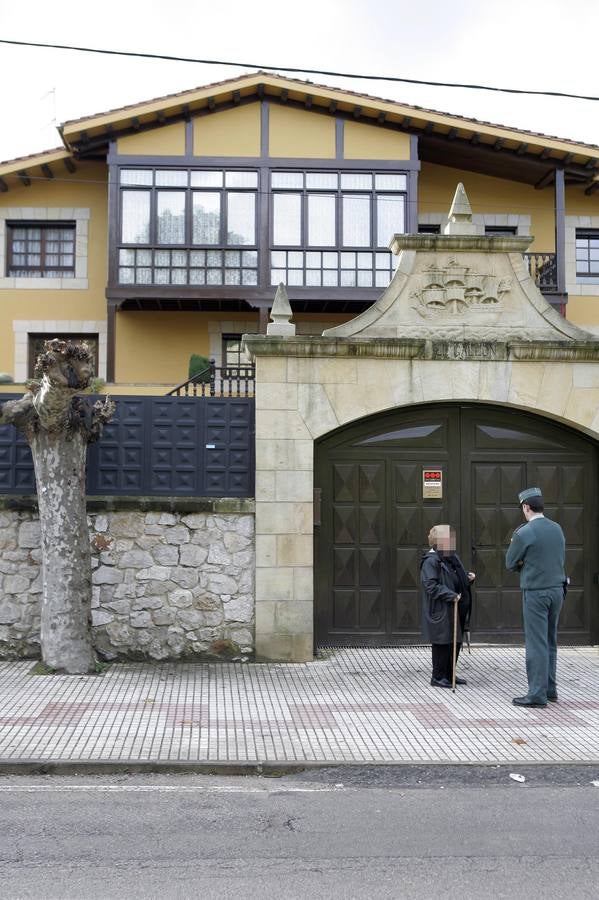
[253,352,313,662]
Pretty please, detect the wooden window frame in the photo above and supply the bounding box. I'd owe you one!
[221,332,244,376]
[116,168,259,287]
[269,169,407,288]
[575,228,599,277]
[7,222,76,278]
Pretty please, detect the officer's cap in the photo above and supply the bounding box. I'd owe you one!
[518,486,542,504]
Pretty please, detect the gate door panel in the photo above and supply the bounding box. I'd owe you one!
[316,403,598,647]
[315,408,459,646]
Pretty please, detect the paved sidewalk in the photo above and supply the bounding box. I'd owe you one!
[0,647,598,768]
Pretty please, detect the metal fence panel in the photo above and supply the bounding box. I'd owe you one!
[0,394,255,497]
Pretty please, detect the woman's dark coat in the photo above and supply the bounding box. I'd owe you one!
[420,550,472,644]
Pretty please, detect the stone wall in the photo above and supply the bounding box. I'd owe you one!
[0,500,255,661]
[245,338,599,662]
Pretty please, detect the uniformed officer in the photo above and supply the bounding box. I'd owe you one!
[505,487,566,708]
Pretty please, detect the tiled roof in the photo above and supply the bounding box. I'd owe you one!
[60,70,599,154]
[0,146,69,169]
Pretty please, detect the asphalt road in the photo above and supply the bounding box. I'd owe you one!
[0,767,598,899]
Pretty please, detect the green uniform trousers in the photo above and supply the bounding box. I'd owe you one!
[522,587,564,703]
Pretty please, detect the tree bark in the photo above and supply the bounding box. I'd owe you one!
[31,427,95,674]
[0,338,114,674]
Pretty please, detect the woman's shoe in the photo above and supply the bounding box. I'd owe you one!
[430,677,452,688]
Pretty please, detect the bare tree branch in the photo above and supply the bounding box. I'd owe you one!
[0,393,36,436]
[89,396,117,443]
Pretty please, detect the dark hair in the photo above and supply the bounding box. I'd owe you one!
[524,496,544,513]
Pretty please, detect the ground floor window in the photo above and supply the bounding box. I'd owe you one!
[28,333,99,379]
[221,333,251,375]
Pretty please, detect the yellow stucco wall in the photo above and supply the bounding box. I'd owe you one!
[0,162,108,379]
[565,295,599,326]
[269,106,335,159]
[419,162,555,251]
[113,311,354,386]
[564,184,599,217]
[116,122,186,156]
[343,122,410,160]
[193,104,261,157]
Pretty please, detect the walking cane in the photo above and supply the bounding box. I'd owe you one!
[452,594,460,693]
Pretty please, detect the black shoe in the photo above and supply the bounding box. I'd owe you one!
[455,677,467,686]
[512,695,547,708]
[430,677,452,688]
[548,695,558,703]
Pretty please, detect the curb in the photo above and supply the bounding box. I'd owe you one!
[1,758,599,776]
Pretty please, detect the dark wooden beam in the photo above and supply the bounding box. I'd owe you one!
[400,116,412,130]
[63,158,77,173]
[555,168,566,295]
[353,105,362,120]
[182,104,190,121]
[424,121,434,134]
[516,142,529,155]
[41,163,53,179]
[258,305,270,334]
[131,117,140,131]
[207,97,215,111]
[535,168,555,190]
[233,90,241,105]
[540,148,551,160]
[447,127,458,140]
[305,94,313,109]
[0,177,8,192]
[470,132,480,145]
[562,152,574,166]
[329,100,337,114]
[584,180,599,196]
[377,111,386,125]
[493,138,504,151]
[280,89,288,103]
[106,304,116,383]
[584,158,597,170]
[156,110,166,123]
[257,84,265,100]
[18,170,31,186]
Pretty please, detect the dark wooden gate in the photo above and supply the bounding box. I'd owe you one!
[314,404,598,646]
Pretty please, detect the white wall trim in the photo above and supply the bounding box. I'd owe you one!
[419,211,531,236]
[0,207,90,289]
[565,215,599,296]
[12,319,107,383]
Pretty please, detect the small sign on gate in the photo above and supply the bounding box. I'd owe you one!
[423,468,443,499]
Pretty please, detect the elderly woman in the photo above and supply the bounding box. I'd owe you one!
[420,524,475,688]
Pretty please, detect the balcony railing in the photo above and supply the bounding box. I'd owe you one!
[524,252,558,293]
[167,361,255,397]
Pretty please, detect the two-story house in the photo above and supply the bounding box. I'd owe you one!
[2,72,599,660]
[2,71,599,391]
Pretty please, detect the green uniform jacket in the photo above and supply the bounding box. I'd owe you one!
[505,516,565,589]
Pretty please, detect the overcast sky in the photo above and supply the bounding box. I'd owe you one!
[1,0,598,162]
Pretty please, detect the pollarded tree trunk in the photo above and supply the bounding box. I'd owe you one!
[32,427,93,672]
[0,339,115,674]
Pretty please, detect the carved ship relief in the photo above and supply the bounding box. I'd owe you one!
[411,258,510,318]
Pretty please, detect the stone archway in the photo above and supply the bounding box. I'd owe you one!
[313,401,598,648]
[245,184,599,661]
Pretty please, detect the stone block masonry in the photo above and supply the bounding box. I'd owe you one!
[0,499,255,661]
